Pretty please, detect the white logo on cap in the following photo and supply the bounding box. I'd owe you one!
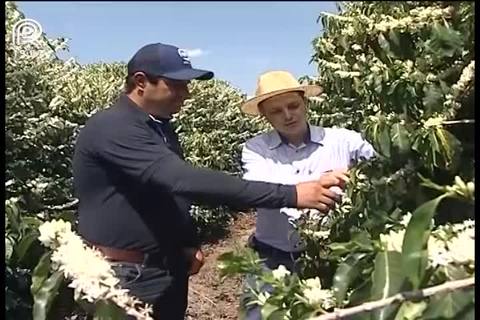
[177,49,191,65]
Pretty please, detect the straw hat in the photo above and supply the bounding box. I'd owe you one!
[241,71,323,115]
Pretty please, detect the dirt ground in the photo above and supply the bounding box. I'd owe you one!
[185,213,256,320]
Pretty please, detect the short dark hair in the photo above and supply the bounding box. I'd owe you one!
[124,73,160,93]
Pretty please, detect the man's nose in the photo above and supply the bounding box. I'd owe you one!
[283,109,293,120]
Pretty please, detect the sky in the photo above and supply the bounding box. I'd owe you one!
[17,1,338,95]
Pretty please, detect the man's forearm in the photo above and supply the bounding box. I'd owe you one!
[147,158,297,209]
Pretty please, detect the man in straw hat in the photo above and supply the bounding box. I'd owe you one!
[73,43,352,319]
[239,70,375,319]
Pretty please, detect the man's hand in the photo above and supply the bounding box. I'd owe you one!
[295,169,349,213]
[183,247,205,276]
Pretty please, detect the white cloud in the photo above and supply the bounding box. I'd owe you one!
[185,48,210,58]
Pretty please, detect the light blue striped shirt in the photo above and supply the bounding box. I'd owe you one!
[241,125,375,252]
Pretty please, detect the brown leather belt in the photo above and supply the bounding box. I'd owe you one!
[89,243,145,264]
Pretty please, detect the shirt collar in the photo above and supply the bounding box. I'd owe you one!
[117,94,172,124]
[266,124,325,150]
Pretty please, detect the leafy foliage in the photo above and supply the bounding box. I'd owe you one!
[5,1,475,319]
[221,2,475,319]
[5,1,267,317]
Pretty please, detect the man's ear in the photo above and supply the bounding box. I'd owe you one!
[133,72,148,91]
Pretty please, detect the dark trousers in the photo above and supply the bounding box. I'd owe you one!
[111,256,189,320]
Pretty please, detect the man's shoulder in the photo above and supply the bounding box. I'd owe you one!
[76,98,138,148]
[244,130,276,153]
[83,98,138,134]
[322,126,363,142]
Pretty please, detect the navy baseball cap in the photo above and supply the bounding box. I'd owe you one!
[127,43,214,81]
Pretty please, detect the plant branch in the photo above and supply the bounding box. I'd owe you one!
[310,277,475,320]
[45,199,79,211]
[442,119,475,125]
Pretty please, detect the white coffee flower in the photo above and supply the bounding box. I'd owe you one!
[452,60,475,92]
[37,219,154,319]
[272,265,291,280]
[351,44,362,51]
[303,229,331,240]
[301,277,335,308]
[380,228,405,252]
[447,227,475,264]
[399,213,412,227]
[303,277,321,290]
[256,291,271,305]
[38,220,72,249]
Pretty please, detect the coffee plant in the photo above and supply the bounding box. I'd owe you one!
[6,1,267,318]
[219,2,475,319]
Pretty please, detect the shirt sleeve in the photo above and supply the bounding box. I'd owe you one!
[96,122,297,209]
[346,130,377,165]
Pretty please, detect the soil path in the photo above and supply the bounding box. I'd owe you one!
[186,213,255,320]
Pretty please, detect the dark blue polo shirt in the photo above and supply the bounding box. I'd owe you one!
[72,94,297,253]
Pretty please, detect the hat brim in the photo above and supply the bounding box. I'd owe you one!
[162,68,214,81]
[241,85,323,115]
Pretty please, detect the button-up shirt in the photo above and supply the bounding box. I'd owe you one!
[241,125,376,252]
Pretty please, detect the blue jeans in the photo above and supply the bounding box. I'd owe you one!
[240,241,302,320]
[111,258,189,320]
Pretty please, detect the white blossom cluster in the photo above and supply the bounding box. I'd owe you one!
[374,6,453,33]
[320,5,453,39]
[38,219,154,320]
[380,218,475,269]
[301,277,336,309]
[302,229,331,240]
[452,60,475,93]
[444,60,475,112]
[272,265,291,280]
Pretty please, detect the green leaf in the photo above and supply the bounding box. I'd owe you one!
[425,24,464,58]
[6,201,21,234]
[328,242,356,256]
[31,252,51,294]
[22,217,44,228]
[442,264,470,281]
[378,33,391,53]
[333,253,367,305]
[422,288,474,319]
[261,303,280,320]
[371,251,405,320]
[6,237,14,262]
[348,279,372,306]
[401,195,448,289]
[378,125,391,158]
[394,301,427,320]
[422,85,444,115]
[32,271,64,320]
[391,123,411,153]
[93,301,127,320]
[13,232,39,265]
[56,211,76,224]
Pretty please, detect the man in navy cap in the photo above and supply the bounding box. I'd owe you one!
[73,43,348,319]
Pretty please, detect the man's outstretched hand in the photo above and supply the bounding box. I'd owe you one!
[295,169,349,213]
